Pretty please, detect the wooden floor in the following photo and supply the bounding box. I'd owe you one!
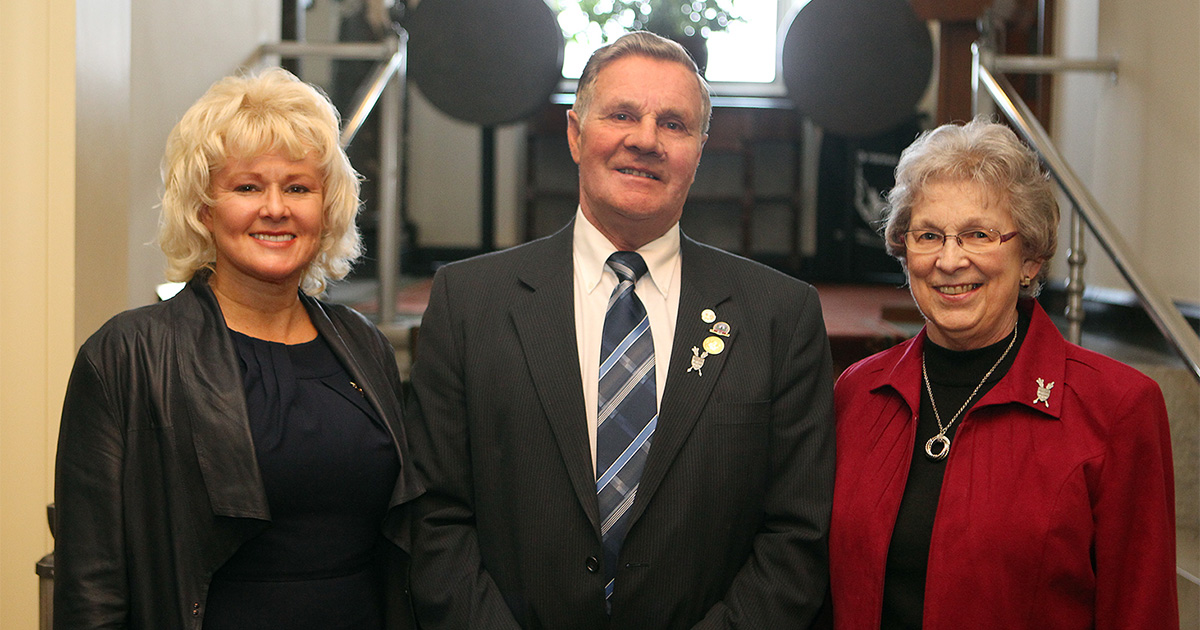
[814,283,919,374]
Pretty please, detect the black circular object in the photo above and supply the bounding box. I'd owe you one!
[406,0,564,126]
[781,0,933,138]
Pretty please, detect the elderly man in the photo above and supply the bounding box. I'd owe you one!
[408,31,834,629]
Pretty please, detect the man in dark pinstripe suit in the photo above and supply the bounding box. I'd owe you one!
[407,31,835,630]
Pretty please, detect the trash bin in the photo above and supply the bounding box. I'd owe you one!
[36,552,53,630]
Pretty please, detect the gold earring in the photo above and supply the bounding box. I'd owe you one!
[1020,276,1032,288]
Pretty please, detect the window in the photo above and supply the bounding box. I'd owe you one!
[554,0,811,91]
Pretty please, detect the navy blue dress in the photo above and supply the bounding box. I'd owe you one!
[203,331,400,629]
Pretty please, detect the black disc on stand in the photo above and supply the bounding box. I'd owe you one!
[778,0,935,282]
[407,0,564,252]
[780,0,933,138]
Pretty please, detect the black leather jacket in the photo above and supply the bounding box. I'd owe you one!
[53,271,421,629]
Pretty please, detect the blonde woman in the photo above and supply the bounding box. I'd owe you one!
[54,69,420,630]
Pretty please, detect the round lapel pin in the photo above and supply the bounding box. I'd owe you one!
[702,335,725,355]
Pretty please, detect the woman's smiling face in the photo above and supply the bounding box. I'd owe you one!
[905,179,1042,350]
[202,151,325,292]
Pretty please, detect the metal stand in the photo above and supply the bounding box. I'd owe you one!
[481,126,496,252]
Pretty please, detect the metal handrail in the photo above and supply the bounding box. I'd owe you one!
[991,54,1118,77]
[335,36,404,151]
[253,38,405,147]
[972,43,1200,383]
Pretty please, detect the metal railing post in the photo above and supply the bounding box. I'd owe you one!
[971,32,996,119]
[376,32,406,325]
[1065,208,1087,344]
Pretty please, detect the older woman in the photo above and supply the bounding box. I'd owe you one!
[829,118,1178,629]
[54,69,420,629]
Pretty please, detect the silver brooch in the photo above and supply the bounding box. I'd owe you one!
[1033,378,1054,407]
[687,346,708,376]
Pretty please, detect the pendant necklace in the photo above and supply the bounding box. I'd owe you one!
[921,323,1018,461]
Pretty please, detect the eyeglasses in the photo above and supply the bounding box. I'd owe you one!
[900,228,1020,254]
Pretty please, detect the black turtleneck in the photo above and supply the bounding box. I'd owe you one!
[879,307,1031,630]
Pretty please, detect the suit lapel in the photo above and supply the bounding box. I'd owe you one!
[510,225,602,531]
[630,236,734,524]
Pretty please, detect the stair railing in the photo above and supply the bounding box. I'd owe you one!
[971,41,1200,384]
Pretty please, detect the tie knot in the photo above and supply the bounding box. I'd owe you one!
[606,252,648,285]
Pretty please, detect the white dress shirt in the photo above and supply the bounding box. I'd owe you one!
[572,209,681,471]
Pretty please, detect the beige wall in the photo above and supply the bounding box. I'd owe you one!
[405,87,527,249]
[0,0,277,626]
[124,0,279,309]
[77,0,282,339]
[1053,0,1200,304]
[0,1,76,629]
[75,0,131,343]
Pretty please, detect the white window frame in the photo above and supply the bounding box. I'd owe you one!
[554,0,810,99]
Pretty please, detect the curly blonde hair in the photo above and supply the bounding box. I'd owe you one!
[157,67,361,295]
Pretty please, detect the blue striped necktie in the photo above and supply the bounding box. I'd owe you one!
[596,251,657,606]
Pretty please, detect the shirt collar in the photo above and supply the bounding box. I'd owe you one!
[572,207,680,297]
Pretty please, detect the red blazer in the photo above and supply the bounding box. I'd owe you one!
[830,301,1178,630]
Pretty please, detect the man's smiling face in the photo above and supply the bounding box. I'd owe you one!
[567,54,706,251]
